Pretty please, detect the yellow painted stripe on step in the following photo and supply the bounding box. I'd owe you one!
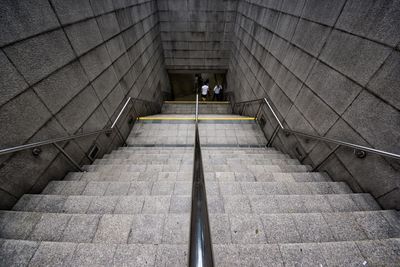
[198,117,255,121]
[137,117,256,121]
[164,101,230,104]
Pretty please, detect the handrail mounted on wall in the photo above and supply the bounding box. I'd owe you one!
[0,97,160,171]
[230,96,400,171]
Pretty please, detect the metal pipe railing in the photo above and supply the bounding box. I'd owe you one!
[111,97,132,129]
[284,129,400,160]
[231,97,400,163]
[0,129,111,156]
[0,97,160,170]
[189,94,214,267]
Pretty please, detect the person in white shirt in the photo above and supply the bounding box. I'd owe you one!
[201,84,209,101]
[213,84,222,101]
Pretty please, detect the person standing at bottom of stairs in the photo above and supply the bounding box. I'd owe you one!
[201,80,209,101]
[213,83,223,101]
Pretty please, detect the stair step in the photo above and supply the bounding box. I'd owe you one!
[1,237,398,266]
[117,147,278,152]
[209,211,400,244]
[218,194,380,214]
[13,195,189,214]
[82,164,312,173]
[1,238,399,266]
[0,211,190,245]
[104,152,290,159]
[207,181,352,195]
[127,123,267,145]
[126,139,267,146]
[207,172,333,183]
[12,194,379,214]
[41,181,192,196]
[40,181,352,196]
[83,164,194,172]
[92,158,300,166]
[213,238,400,266]
[0,239,188,266]
[63,171,332,182]
[0,211,398,245]
[64,171,193,182]
[93,159,194,165]
[161,102,231,114]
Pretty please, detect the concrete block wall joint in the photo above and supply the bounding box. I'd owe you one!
[230,96,400,170]
[0,97,161,172]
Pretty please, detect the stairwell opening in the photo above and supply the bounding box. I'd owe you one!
[167,71,227,101]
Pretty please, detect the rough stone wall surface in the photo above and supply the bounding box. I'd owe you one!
[0,0,170,209]
[227,0,400,209]
[157,0,238,70]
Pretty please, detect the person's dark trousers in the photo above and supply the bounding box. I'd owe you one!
[213,93,220,101]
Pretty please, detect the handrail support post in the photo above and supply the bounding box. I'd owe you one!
[53,143,84,172]
[255,101,263,120]
[267,125,280,147]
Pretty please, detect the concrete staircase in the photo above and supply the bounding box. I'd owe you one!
[1,102,399,266]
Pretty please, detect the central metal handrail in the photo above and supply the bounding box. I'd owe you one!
[231,97,400,168]
[189,94,214,267]
[0,96,160,171]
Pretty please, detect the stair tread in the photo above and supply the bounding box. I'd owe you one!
[64,171,333,182]
[12,193,380,214]
[0,239,187,266]
[213,239,400,266]
[1,238,398,267]
[82,164,313,173]
[106,153,284,157]
[40,180,353,196]
[1,211,398,245]
[93,159,300,165]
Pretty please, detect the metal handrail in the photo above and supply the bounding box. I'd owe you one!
[285,129,400,160]
[0,129,111,156]
[233,97,264,105]
[189,94,214,267]
[232,97,400,165]
[0,96,160,170]
[110,97,133,129]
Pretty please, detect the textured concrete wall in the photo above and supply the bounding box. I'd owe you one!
[0,0,170,209]
[227,0,400,209]
[157,0,237,70]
